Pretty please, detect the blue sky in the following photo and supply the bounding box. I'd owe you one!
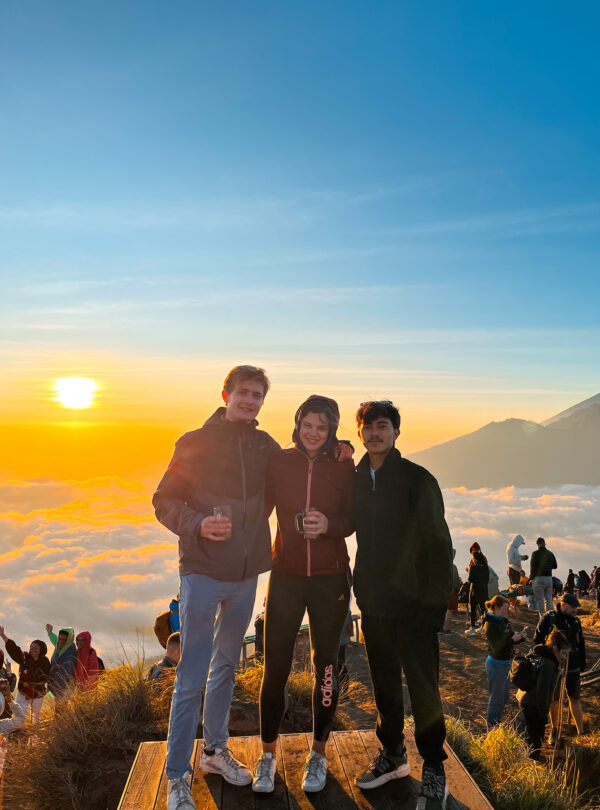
[1,1,599,443]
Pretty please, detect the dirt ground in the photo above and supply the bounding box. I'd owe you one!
[343,597,600,736]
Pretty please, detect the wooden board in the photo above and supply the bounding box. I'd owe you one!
[119,731,493,810]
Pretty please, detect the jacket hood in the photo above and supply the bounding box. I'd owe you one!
[32,639,48,657]
[533,643,558,662]
[509,534,526,549]
[57,627,75,656]
[203,406,259,428]
[76,631,92,648]
[292,395,340,456]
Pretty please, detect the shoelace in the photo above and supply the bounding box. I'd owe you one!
[219,748,241,770]
[305,755,326,779]
[255,756,274,780]
[421,768,445,800]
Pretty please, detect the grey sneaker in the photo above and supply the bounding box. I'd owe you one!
[416,763,448,810]
[301,750,327,792]
[252,752,277,793]
[200,747,252,785]
[167,774,195,810]
[355,747,410,789]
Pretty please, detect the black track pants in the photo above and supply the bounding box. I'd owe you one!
[260,570,350,743]
[361,614,447,765]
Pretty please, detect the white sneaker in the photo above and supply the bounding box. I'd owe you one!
[301,750,327,792]
[200,747,252,786]
[464,628,476,636]
[167,773,195,810]
[252,752,277,793]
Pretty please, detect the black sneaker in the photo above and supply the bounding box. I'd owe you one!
[416,763,448,809]
[355,747,410,790]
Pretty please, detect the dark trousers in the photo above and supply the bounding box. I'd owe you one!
[516,706,546,757]
[361,615,447,765]
[469,591,486,628]
[508,567,521,586]
[260,570,350,743]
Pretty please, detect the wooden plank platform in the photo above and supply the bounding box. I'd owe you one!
[118,731,492,810]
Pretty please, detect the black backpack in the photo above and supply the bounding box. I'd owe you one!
[510,653,542,691]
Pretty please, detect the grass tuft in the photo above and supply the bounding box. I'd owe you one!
[445,716,597,810]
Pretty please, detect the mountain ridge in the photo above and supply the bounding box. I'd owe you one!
[409,394,600,487]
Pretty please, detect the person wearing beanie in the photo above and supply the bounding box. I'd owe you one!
[74,631,99,692]
[253,395,355,795]
[0,625,50,723]
[45,623,77,702]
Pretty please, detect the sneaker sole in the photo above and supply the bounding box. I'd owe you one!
[252,782,275,793]
[201,760,252,786]
[416,781,449,809]
[302,780,327,793]
[356,762,411,789]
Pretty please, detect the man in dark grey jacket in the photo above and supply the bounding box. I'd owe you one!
[153,365,278,810]
[353,401,453,810]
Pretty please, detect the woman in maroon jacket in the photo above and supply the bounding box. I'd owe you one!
[252,395,355,795]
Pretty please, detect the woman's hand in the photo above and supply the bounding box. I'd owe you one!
[303,510,328,539]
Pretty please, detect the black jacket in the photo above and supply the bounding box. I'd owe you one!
[353,448,453,627]
[520,644,560,718]
[468,562,489,601]
[530,547,557,579]
[153,408,279,580]
[483,613,519,661]
[534,605,586,672]
[5,640,50,699]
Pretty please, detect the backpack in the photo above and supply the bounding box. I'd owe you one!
[510,653,542,691]
[96,656,105,673]
[154,610,171,649]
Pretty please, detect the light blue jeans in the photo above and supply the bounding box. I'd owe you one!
[532,575,553,614]
[485,656,511,728]
[166,573,257,779]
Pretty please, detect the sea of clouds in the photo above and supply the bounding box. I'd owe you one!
[0,477,598,665]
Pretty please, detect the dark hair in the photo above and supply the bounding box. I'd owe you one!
[547,628,570,650]
[223,365,270,397]
[472,550,486,564]
[536,536,546,546]
[166,632,181,650]
[355,400,400,430]
[297,399,338,428]
[485,595,508,611]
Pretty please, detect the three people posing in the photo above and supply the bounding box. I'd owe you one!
[155,370,456,810]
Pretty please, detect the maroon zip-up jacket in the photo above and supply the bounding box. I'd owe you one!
[266,448,355,576]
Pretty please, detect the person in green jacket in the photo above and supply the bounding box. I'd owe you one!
[46,624,77,702]
[482,595,527,727]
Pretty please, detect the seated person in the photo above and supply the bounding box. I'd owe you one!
[148,633,181,693]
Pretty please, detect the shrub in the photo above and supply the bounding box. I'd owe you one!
[445,717,595,810]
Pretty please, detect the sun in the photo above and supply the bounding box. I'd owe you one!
[54,377,98,409]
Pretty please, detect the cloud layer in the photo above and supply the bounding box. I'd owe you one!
[0,478,598,665]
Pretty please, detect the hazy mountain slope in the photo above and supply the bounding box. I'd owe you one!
[409,397,600,487]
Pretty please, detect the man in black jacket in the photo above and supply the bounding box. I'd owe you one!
[530,537,557,615]
[353,401,453,810]
[534,593,586,738]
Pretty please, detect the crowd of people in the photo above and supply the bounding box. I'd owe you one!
[0,623,103,737]
[440,532,596,762]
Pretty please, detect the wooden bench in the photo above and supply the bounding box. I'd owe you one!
[118,730,493,809]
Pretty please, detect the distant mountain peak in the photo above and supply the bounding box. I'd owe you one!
[542,393,600,426]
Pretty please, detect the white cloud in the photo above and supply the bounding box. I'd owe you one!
[0,479,598,667]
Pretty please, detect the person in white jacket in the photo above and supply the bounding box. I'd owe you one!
[506,535,528,586]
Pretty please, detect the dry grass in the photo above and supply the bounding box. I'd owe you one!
[3,662,172,810]
[446,717,599,810]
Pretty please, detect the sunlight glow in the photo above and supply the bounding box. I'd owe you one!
[54,377,98,409]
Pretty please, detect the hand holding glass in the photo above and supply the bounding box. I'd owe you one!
[200,506,232,541]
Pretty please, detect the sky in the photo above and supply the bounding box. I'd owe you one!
[0,2,599,658]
